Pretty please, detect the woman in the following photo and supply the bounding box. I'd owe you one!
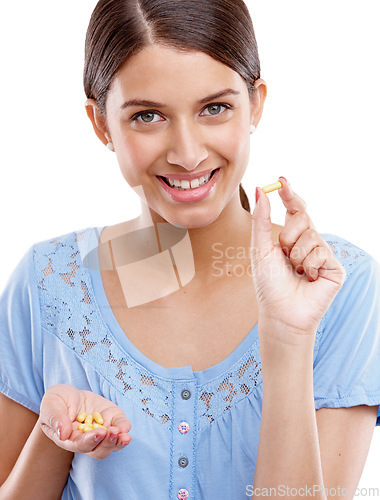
[1,0,379,498]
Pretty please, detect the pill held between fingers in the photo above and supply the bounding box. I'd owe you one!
[77,412,87,423]
[93,412,104,425]
[262,181,283,194]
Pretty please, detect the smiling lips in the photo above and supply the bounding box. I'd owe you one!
[157,168,221,202]
[158,168,219,190]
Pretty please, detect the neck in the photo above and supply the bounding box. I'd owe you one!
[137,192,253,285]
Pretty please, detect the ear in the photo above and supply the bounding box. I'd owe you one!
[250,78,267,128]
[84,98,112,147]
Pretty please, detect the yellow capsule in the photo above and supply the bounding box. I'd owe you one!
[77,412,87,423]
[92,423,107,430]
[262,181,283,194]
[82,423,94,433]
[85,414,93,424]
[78,423,85,431]
[93,412,104,425]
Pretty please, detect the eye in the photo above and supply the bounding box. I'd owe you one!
[132,111,163,123]
[201,103,231,116]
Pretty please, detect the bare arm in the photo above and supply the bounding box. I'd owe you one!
[250,179,377,498]
[252,334,325,496]
[0,393,73,499]
[0,385,132,499]
[252,331,378,499]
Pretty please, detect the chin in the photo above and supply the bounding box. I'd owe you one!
[165,209,221,230]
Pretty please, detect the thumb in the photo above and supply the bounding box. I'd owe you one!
[251,187,274,259]
[40,390,74,442]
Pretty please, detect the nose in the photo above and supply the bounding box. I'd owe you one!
[166,121,208,170]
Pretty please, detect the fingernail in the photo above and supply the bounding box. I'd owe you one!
[56,424,62,440]
[280,177,294,195]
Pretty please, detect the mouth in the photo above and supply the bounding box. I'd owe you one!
[158,168,220,190]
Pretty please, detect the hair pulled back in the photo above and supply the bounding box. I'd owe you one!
[84,0,261,212]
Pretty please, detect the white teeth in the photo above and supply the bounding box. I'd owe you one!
[164,171,214,190]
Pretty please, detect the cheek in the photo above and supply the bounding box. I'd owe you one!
[115,135,161,186]
[215,125,250,166]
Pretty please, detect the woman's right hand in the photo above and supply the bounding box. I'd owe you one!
[39,384,132,459]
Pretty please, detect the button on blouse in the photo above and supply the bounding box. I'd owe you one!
[181,389,191,400]
[178,421,190,434]
[178,457,189,468]
[178,489,189,499]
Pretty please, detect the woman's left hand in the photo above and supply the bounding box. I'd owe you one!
[250,177,346,341]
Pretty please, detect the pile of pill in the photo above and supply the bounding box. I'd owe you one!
[76,412,107,432]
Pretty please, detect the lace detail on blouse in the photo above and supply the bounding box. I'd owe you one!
[35,231,174,428]
[197,346,262,432]
[325,234,367,273]
[33,229,369,431]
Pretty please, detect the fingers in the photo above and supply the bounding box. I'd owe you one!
[97,425,132,450]
[109,412,132,434]
[40,386,78,442]
[251,187,274,258]
[278,207,324,280]
[71,427,108,452]
[277,177,307,215]
[252,177,310,257]
[83,426,132,459]
[285,230,332,281]
[273,178,343,281]
[302,245,335,282]
[277,198,345,283]
[77,409,132,459]
[279,212,315,259]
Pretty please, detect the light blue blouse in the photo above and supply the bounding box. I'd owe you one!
[1,227,380,500]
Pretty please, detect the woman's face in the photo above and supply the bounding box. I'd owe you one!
[93,44,265,228]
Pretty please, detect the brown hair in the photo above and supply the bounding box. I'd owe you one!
[84,0,261,213]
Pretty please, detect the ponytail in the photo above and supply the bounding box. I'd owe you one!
[239,183,251,213]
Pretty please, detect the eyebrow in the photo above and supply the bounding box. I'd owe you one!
[120,88,241,110]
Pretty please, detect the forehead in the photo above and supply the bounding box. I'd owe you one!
[108,44,247,105]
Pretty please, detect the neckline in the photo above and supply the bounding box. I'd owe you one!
[86,226,259,384]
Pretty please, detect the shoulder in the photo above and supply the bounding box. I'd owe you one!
[315,234,380,343]
[33,227,94,256]
[320,232,376,280]
[32,227,100,273]
[30,227,103,308]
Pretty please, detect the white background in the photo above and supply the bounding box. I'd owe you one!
[0,0,379,494]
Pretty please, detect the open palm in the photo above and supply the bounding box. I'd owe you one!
[40,384,132,459]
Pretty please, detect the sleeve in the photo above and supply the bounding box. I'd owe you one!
[0,246,44,414]
[313,254,380,424]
